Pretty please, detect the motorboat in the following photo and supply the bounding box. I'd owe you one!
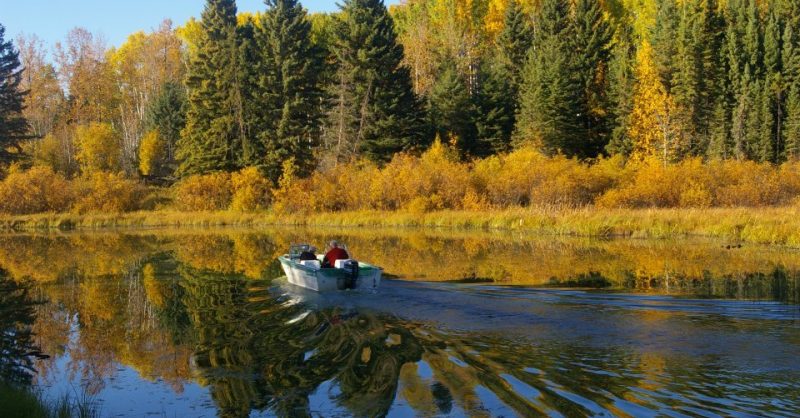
[278,244,382,292]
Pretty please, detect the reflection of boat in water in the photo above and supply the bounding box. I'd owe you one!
[279,244,382,292]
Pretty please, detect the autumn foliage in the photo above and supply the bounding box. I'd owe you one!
[3,142,800,215]
[0,166,145,214]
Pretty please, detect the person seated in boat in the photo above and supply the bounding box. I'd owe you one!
[323,240,349,268]
[298,246,318,261]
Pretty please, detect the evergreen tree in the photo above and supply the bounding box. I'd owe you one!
[762,7,783,162]
[785,82,800,159]
[782,0,800,159]
[651,0,680,91]
[516,0,611,158]
[572,0,614,156]
[177,0,244,176]
[253,0,324,183]
[606,25,637,156]
[496,0,533,93]
[475,61,515,155]
[325,0,428,163]
[427,63,477,155]
[515,0,580,156]
[144,82,187,168]
[0,23,29,166]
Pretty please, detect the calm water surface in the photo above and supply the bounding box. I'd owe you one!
[1,228,799,417]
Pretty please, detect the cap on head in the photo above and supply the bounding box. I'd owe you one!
[329,240,339,248]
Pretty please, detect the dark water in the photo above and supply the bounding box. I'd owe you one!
[0,229,799,417]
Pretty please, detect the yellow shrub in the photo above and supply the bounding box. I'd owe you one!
[473,148,617,208]
[0,166,75,214]
[139,130,166,176]
[75,122,121,174]
[72,172,147,213]
[596,158,710,208]
[376,141,471,210]
[173,172,232,211]
[230,167,271,211]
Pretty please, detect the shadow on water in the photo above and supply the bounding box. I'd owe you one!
[0,230,799,416]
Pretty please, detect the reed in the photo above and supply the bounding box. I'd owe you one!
[1,207,799,246]
[0,383,98,418]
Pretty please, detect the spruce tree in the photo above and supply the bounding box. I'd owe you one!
[0,23,29,166]
[253,0,323,183]
[572,0,613,157]
[606,25,637,157]
[177,0,243,176]
[651,0,680,91]
[475,61,515,156]
[144,82,187,169]
[515,0,580,156]
[325,0,428,163]
[782,0,800,159]
[516,0,610,158]
[496,0,533,94]
[785,83,800,159]
[762,7,782,162]
[427,63,477,156]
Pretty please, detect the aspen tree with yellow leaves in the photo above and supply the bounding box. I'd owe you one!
[627,41,681,164]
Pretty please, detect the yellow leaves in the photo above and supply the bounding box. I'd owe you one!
[75,122,121,174]
[177,17,203,57]
[0,166,74,214]
[173,172,233,211]
[595,157,800,208]
[72,172,147,213]
[230,167,271,212]
[627,40,679,163]
[139,130,166,176]
[484,0,508,40]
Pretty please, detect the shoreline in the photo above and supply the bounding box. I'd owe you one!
[0,207,799,246]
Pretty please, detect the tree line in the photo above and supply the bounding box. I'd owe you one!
[3,0,800,187]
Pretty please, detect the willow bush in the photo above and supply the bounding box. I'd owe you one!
[2,144,800,216]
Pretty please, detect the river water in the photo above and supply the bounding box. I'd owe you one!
[0,228,799,417]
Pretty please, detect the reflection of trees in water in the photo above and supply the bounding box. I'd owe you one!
[3,231,800,416]
[180,264,423,417]
[0,268,42,386]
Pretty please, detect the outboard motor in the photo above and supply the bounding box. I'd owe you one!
[343,260,359,289]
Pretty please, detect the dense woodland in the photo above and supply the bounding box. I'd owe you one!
[3,0,800,214]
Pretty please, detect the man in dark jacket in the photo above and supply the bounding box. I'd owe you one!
[298,246,317,261]
[323,240,349,268]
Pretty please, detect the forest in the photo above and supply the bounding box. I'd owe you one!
[3,0,800,216]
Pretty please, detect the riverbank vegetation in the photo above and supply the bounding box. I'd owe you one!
[3,0,800,239]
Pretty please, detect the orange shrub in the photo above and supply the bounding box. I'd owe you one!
[231,167,271,211]
[376,141,471,211]
[173,172,232,211]
[72,172,148,213]
[474,148,619,208]
[597,158,800,208]
[0,166,75,214]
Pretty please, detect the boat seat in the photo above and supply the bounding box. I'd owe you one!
[334,259,353,269]
[300,260,321,270]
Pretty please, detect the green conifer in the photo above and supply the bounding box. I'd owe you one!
[325,0,428,163]
[177,0,243,176]
[253,0,324,183]
[0,23,29,166]
[427,63,477,156]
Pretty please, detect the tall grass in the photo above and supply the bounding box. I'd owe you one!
[1,207,799,246]
[0,383,98,418]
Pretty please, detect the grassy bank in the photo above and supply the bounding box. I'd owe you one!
[1,207,799,246]
[0,383,97,418]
